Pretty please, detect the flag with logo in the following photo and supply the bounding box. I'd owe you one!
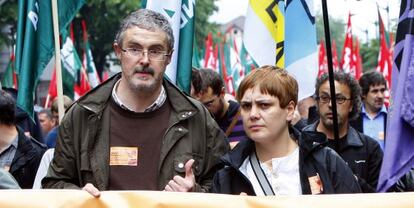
[377,0,414,192]
[354,39,363,80]
[284,0,318,99]
[332,40,340,71]
[243,0,285,68]
[81,20,101,88]
[318,40,327,78]
[143,0,195,93]
[340,13,355,74]
[62,28,85,100]
[15,0,84,118]
[376,8,392,89]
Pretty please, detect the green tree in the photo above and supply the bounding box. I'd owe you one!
[194,0,218,50]
[75,0,140,75]
[0,0,18,48]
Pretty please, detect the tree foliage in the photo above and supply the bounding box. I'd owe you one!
[75,0,140,74]
[194,0,218,49]
[0,0,18,48]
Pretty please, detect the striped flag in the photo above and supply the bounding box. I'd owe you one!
[243,0,285,68]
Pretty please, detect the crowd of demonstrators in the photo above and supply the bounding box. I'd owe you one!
[303,72,383,193]
[0,90,46,189]
[43,96,73,148]
[0,7,411,197]
[350,70,388,150]
[191,68,247,149]
[212,66,360,195]
[41,9,228,197]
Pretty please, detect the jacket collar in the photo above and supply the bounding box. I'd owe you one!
[77,72,198,117]
[221,127,328,168]
[10,127,38,173]
[304,121,363,148]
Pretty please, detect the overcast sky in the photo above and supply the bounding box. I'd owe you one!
[209,0,401,42]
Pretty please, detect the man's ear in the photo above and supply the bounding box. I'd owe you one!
[113,43,122,59]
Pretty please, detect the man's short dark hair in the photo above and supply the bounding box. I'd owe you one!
[193,68,224,96]
[39,109,53,120]
[315,72,362,120]
[359,70,387,96]
[191,68,202,95]
[0,90,16,125]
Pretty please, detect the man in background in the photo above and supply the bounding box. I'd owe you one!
[351,70,387,150]
[0,90,46,188]
[37,109,56,138]
[191,68,246,148]
[303,72,383,193]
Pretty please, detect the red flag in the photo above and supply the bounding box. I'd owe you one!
[204,33,215,70]
[74,69,91,99]
[354,39,363,80]
[340,13,355,75]
[376,9,391,106]
[45,68,57,107]
[332,40,340,71]
[318,40,328,78]
[70,23,91,100]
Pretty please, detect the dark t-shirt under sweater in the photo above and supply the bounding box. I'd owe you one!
[108,97,171,190]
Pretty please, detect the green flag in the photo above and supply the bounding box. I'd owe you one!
[144,0,195,94]
[1,54,16,89]
[15,0,84,118]
[60,29,82,100]
[176,0,195,93]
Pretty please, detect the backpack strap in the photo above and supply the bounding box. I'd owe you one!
[225,109,241,137]
[249,150,275,195]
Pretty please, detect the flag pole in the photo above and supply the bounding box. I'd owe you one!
[321,0,340,143]
[51,0,65,123]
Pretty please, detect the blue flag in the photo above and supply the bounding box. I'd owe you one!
[377,0,414,192]
[284,0,318,100]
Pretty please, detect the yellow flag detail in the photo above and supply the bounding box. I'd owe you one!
[249,0,284,67]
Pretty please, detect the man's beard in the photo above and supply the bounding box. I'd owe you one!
[213,99,225,120]
[127,66,161,93]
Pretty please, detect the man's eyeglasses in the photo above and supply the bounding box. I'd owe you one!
[316,95,352,104]
[120,48,170,61]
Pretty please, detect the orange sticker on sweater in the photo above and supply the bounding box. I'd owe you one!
[110,147,138,166]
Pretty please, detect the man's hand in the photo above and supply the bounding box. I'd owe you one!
[164,159,195,192]
[82,183,101,198]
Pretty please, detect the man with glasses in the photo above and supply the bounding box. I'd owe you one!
[42,9,228,196]
[303,72,383,193]
[191,68,247,149]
